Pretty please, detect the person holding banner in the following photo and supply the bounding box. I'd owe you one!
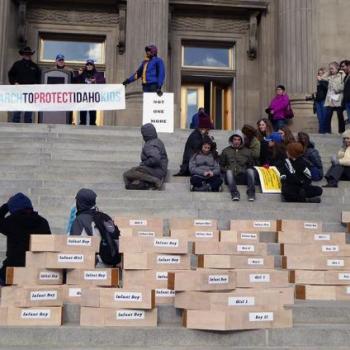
[8,46,41,123]
[122,45,165,96]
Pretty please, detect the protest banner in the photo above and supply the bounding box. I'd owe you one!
[254,166,281,193]
[0,84,125,111]
[143,93,174,133]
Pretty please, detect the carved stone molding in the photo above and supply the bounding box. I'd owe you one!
[117,4,126,54]
[247,11,259,60]
[17,0,27,47]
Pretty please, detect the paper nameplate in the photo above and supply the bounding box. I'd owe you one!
[39,272,60,280]
[248,258,264,265]
[30,291,57,301]
[138,231,155,237]
[156,289,175,297]
[249,312,273,322]
[68,288,82,297]
[129,220,147,226]
[58,254,84,263]
[253,221,271,228]
[327,259,344,267]
[346,287,350,294]
[156,255,181,264]
[314,234,330,241]
[237,244,255,252]
[156,271,168,280]
[114,292,142,302]
[116,310,145,320]
[83,271,107,280]
[21,309,51,319]
[66,237,92,246]
[322,245,339,252]
[304,222,318,230]
[154,238,179,248]
[338,273,350,280]
[240,233,258,240]
[195,231,214,238]
[208,274,229,284]
[249,274,270,282]
[228,296,255,306]
[194,220,213,226]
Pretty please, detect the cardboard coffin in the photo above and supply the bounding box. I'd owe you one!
[114,216,163,231]
[278,231,346,245]
[282,243,350,257]
[193,241,268,256]
[279,220,322,232]
[220,231,260,243]
[66,268,119,287]
[170,229,219,242]
[235,269,290,288]
[230,220,278,232]
[7,306,62,326]
[282,256,350,270]
[61,285,83,304]
[290,270,350,285]
[119,227,163,237]
[6,267,64,285]
[296,284,350,300]
[169,218,218,230]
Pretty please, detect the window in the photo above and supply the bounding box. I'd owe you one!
[182,44,234,69]
[39,33,106,64]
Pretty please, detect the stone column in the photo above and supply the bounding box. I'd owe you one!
[0,0,11,85]
[118,0,169,126]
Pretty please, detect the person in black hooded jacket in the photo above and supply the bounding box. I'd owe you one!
[0,193,51,285]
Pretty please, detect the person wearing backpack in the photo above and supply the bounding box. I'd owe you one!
[70,188,121,266]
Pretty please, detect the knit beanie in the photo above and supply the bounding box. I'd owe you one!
[287,142,304,159]
[7,193,33,214]
[198,113,213,129]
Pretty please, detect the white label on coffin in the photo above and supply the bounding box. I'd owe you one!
[30,291,57,301]
[228,296,255,306]
[68,288,82,297]
[237,244,255,252]
[304,222,318,229]
[249,312,274,322]
[195,231,214,238]
[154,238,179,248]
[156,255,181,264]
[314,234,330,241]
[194,220,213,226]
[129,220,147,226]
[114,292,142,302]
[116,310,145,320]
[57,254,84,263]
[21,309,51,319]
[208,275,229,284]
[240,233,258,240]
[138,231,155,237]
[322,245,339,252]
[84,271,107,280]
[39,272,60,280]
[338,273,350,280]
[253,221,271,228]
[327,259,345,267]
[248,258,264,265]
[156,271,168,280]
[249,274,270,282]
[66,237,92,246]
[156,289,175,297]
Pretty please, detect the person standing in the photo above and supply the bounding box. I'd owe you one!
[190,108,205,129]
[342,61,350,124]
[314,67,329,133]
[123,45,165,96]
[8,46,41,123]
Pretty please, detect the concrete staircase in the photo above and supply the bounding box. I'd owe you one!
[0,123,350,349]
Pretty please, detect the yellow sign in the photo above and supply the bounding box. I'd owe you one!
[254,166,281,193]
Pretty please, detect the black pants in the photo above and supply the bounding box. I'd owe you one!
[80,111,96,125]
[190,174,222,191]
[325,164,350,184]
[282,184,322,202]
[325,107,345,133]
[142,83,158,93]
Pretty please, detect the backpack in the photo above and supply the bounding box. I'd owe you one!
[92,211,121,266]
[285,102,294,119]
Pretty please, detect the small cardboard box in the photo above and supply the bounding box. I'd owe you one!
[230,220,278,232]
[278,231,346,244]
[235,269,290,288]
[168,270,236,291]
[1,286,63,307]
[175,288,291,310]
[30,235,100,252]
[6,267,64,285]
[193,241,268,256]
[114,216,163,230]
[282,243,350,257]
[25,251,96,269]
[81,288,155,309]
[80,307,157,327]
[282,256,350,270]
[66,268,119,287]
[290,270,350,285]
[169,218,218,230]
[7,306,62,326]
[170,229,219,242]
[119,227,163,237]
[220,231,260,243]
[296,284,350,300]
[183,308,292,331]
[62,285,83,304]
[122,253,192,270]
[119,236,189,254]
[197,254,275,269]
[279,220,322,232]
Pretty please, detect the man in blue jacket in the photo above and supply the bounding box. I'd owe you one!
[123,45,165,96]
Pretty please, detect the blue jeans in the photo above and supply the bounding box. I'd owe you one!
[12,111,33,123]
[315,100,327,133]
[272,119,287,131]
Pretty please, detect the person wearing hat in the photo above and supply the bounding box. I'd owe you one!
[280,142,323,203]
[8,46,41,123]
[122,44,165,96]
[0,193,51,285]
[174,113,213,176]
[259,131,286,170]
[74,59,106,125]
[220,130,256,201]
[53,54,73,75]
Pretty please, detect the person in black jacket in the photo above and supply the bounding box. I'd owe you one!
[342,61,350,124]
[0,193,51,285]
[8,46,41,123]
[280,143,323,203]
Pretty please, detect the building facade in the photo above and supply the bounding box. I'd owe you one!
[0,0,349,131]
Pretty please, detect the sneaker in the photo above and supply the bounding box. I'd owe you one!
[231,191,240,201]
[193,183,211,192]
[247,191,256,201]
[322,182,337,188]
[305,196,321,203]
